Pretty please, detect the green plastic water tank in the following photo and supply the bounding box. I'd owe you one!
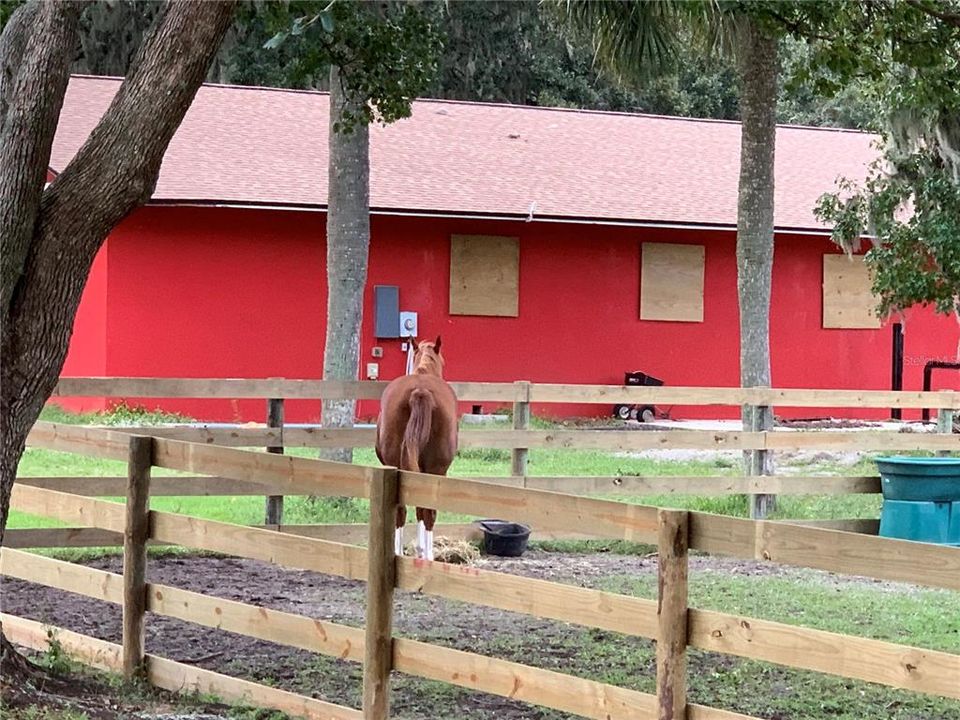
[875,457,960,545]
[950,502,960,543]
[879,500,958,544]
[875,456,960,501]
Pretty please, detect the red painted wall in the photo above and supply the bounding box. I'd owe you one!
[60,247,109,413]
[771,236,960,420]
[56,205,960,422]
[361,215,743,419]
[102,207,328,422]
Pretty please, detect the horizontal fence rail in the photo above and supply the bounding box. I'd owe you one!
[43,375,959,528]
[0,549,365,661]
[27,422,960,452]
[1,547,665,720]
[528,384,960,409]
[52,376,960,409]
[3,518,883,551]
[5,545,958,701]
[10,474,886,497]
[4,496,661,639]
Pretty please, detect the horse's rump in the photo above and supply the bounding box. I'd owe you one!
[401,387,435,472]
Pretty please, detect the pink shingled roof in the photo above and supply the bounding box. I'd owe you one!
[49,75,877,231]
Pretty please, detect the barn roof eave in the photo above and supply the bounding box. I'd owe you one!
[141,198,845,238]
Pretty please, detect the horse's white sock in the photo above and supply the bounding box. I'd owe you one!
[416,521,426,558]
[395,527,404,556]
[425,529,434,561]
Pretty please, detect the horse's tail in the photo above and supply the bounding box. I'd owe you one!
[400,388,434,472]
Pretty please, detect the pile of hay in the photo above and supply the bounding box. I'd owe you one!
[433,537,481,564]
[406,537,480,564]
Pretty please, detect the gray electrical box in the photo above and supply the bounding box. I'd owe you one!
[374,285,400,338]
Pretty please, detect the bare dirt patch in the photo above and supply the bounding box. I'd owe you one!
[0,654,232,720]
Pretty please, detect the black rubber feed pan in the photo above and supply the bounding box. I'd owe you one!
[477,519,531,557]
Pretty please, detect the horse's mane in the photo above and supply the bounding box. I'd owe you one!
[413,344,444,377]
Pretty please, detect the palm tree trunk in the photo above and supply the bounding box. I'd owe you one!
[735,18,778,519]
[320,66,370,464]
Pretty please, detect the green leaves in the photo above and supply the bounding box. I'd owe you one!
[0,0,24,29]
[817,148,960,317]
[555,1,697,84]
[262,1,442,134]
[263,7,333,47]
[262,31,288,50]
[807,2,960,319]
[318,7,334,33]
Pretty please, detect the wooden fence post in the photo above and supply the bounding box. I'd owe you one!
[656,508,689,720]
[363,467,399,720]
[511,381,531,480]
[123,435,153,680]
[747,403,775,520]
[265,397,285,526]
[937,408,955,457]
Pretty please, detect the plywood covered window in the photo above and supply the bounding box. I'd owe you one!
[822,254,880,329]
[449,235,519,317]
[640,243,705,322]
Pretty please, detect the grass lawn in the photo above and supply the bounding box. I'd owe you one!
[8,403,890,532]
[8,442,883,532]
[595,570,960,719]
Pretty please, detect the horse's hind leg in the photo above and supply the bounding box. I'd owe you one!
[395,504,406,556]
[414,507,437,560]
[420,507,438,561]
[414,507,427,559]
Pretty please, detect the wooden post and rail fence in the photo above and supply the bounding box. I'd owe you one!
[3,420,960,720]
[32,376,960,529]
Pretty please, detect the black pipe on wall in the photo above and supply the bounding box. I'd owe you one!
[922,360,960,422]
[891,323,903,420]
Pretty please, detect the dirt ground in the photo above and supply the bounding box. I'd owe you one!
[0,551,951,720]
[0,669,232,720]
[4,552,657,719]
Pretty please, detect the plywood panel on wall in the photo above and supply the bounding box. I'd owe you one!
[640,243,705,322]
[450,235,519,317]
[823,254,881,329]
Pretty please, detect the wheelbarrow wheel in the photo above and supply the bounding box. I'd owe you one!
[614,404,632,420]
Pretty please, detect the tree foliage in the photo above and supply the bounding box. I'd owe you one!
[776,37,882,129]
[3,0,883,130]
[820,154,960,317]
[75,1,162,76]
[806,1,960,317]
[434,1,738,117]
[263,1,441,132]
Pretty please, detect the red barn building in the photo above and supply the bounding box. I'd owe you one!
[49,76,960,421]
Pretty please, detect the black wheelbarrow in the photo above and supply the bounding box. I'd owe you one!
[612,370,663,422]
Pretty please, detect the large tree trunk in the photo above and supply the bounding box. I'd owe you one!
[735,18,778,519]
[0,0,235,667]
[320,65,370,464]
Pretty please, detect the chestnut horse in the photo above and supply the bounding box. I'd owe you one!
[375,337,458,560]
